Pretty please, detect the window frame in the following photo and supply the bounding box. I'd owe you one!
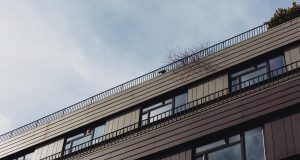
[141,93,187,126]
[63,123,106,155]
[194,127,265,160]
[230,55,285,93]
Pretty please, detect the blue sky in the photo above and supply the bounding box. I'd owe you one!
[0,0,298,134]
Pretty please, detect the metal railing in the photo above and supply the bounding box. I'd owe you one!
[1,9,300,142]
[40,60,300,160]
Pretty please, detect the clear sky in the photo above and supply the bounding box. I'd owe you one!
[0,0,298,135]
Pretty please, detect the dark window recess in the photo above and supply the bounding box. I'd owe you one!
[231,55,285,92]
[64,124,105,155]
[194,127,265,160]
[141,93,187,125]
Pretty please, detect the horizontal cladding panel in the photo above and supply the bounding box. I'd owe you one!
[1,18,300,157]
[75,76,300,160]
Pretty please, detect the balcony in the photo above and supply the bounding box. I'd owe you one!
[39,59,300,160]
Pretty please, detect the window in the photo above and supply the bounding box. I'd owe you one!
[141,93,187,125]
[195,127,265,160]
[231,55,285,92]
[64,124,105,154]
[13,152,33,160]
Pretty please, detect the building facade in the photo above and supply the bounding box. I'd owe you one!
[1,13,300,160]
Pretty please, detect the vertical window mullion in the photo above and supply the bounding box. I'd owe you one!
[240,133,246,160]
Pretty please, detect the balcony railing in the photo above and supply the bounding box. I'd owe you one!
[40,60,300,160]
[1,9,299,143]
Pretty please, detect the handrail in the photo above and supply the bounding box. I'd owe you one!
[1,9,299,142]
[40,60,300,160]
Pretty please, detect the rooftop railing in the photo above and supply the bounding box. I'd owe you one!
[1,10,299,142]
[40,60,300,160]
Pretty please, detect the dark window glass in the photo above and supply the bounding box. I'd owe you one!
[245,127,265,160]
[174,93,187,113]
[195,156,204,160]
[143,102,163,112]
[196,140,225,153]
[208,144,241,160]
[231,67,255,78]
[17,157,24,160]
[231,79,239,92]
[269,56,285,77]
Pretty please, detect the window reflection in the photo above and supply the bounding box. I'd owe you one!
[194,127,265,160]
[240,68,267,88]
[196,140,225,153]
[269,56,285,77]
[208,144,241,160]
[245,127,265,160]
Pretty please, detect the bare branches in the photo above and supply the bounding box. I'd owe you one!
[166,42,219,80]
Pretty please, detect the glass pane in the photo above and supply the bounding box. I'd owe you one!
[93,125,105,140]
[195,156,204,160]
[257,62,267,68]
[245,127,265,160]
[231,67,255,78]
[150,104,172,123]
[142,114,148,125]
[143,102,163,112]
[229,134,240,143]
[24,153,33,160]
[71,135,92,151]
[208,144,241,160]
[241,68,267,88]
[174,93,187,113]
[17,157,24,160]
[196,139,225,153]
[165,99,172,104]
[269,56,285,77]
[66,133,85,142]
[231,78,239,92]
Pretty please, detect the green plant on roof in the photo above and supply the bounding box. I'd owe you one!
[266,1,300,29]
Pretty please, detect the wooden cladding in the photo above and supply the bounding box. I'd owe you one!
[31,139,63,160]
[264,112,300,160]
[160,149,192,160]
[104,109,140,136]
[187,73,228,104]
[284,42,300,71]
